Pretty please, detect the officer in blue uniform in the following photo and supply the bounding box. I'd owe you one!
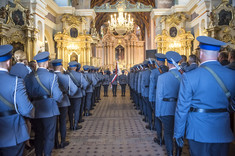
[102,70,110,97]
[0,45,34,156]
[118,70,128,96]
[141,60,152,129]
[133,66,140,109]
[51,59,78,148]
[83,65,97,116]
[96,67,103,100]
[155,51,182,156]
[138,65,144,119]
[67,61,89,130]
[150,54,168,145]
[110,69,118,97]
[174,36,235,156]
[25,51,63,156]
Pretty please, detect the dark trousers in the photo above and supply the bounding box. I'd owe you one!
[98,86,101,99]
[120,84,126,96]
[155,116,162,138]
[139,94,143,113]
[103,85,108,96]
[95,87,99,100]
[188,140,229,156]
[144,97,152,126]
[80,96,85,119]
[33,116,57,156]
[0,142,25,156]
[91,92,95,107]
[85,93,92,110]
[68,98,82,126]
[55,107,68,144]
[160,115,174,155]
[112,85,117,96]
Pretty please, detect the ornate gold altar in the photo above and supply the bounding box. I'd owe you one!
[0,0,37,61]
[207,0,235,48]
[96,31,145,70]
[54,14,94,68]
[155,13,194,58]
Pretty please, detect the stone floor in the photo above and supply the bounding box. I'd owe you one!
[52,87,191,156]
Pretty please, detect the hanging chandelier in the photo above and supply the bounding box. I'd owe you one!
[108,1,134,35]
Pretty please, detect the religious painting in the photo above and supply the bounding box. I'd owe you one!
[70,28,78,38]
[70,52,78,62]
[218,9,232,26]
[170,27,177,37]
[11,42,24,64]
[12,9,24,26]
[115,45,124,61]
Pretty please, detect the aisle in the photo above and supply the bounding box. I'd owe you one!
[52,87,188,156]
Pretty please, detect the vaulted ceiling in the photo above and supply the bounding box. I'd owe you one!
[90,0,155,8]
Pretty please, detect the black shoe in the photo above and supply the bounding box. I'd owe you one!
[153,137,164,146]
[145,125,151,130]
[78,119,84,123]
[90,107,94,110]
[60,141,70,148]
[143,118,147,122]
[73,125,82,130]
[139,112,143,115]
[98,98,101,100]
[54,141,60,149]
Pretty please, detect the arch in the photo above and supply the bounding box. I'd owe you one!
[44,29,55,54]
[69,51,80,62]
[37,20,43,42]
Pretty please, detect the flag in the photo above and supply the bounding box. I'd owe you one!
[111,61,119,84]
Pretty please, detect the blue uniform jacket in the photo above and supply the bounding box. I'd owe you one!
[137,71,142,94]
[103,74,110,85]
[25,68,63,118]
[84,72,98,93]
[55,71,78,107]
[0,70,34,148]
[155,68,181,117]
[174,61,235,143]
[118,74,128,85]
[149,65,168,102]
[110,74,118,85]
[134,72,139,91]
[141,69,151,98]
[184,63,198,72]
[68,70,89,98]
[10,63,30,79]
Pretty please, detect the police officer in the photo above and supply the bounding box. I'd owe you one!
[51,59,78,148]
[150,54,168,145]
[133,65,140,110]
[140,61,151,129]
[110,69,118,97]
[118,70,128,96]
[25,51,63,156]
[67,61,89,130]
[83,65,97,116]
[174,36,235,156]
[103,70,110,97]
[155,51,182,156]
[97,67,103,101]
[137,64,144,119]
[0,45,34,156]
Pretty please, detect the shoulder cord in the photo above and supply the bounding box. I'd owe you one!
[170,70,181,82]
[51,74,56,96]
[14,77,19,114]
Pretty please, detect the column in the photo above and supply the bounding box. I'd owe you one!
[127,42,131,67]
[131,42,134,65]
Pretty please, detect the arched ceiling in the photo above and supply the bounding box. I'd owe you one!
[91,0,155,8]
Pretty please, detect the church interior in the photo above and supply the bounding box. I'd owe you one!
[0,0,235,156]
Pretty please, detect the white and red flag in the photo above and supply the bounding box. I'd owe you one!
[111,61,119,85]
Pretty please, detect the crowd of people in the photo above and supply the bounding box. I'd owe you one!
[127,36,235,156]
[0,36,235,156]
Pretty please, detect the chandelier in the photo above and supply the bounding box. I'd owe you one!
[108,2,134,35]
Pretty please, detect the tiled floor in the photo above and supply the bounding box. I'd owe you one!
[52,87,191,156]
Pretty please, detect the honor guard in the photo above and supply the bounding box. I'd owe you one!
[51,59,78,148]
[137,65,144,118]
[96,67,103,101]
[102,70,110,97]
[150,54,168,145]
[67,61,89,130]
[0,45,34,156]
[25,51,63,156]
[83,65,98,116]
[118,70,128,96]
[174,36,235,156]
[133,65,139,109]
[140,60,152,129]
[155,51,182,156]
[110,69,118,97]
